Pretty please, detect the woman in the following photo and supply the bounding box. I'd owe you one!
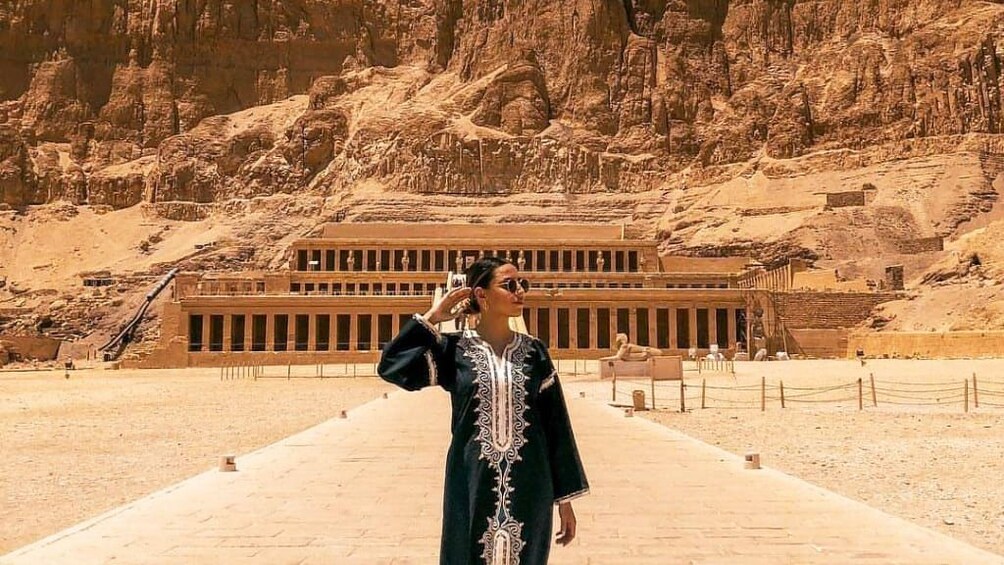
[378,257,589,564]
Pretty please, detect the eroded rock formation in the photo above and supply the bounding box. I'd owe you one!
[1,1,1004,340]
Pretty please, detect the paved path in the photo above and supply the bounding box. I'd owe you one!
[4,387,1002,564]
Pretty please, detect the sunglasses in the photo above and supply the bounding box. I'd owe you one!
[498,278,531,294]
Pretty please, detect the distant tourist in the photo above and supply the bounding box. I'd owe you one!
[379,256,589,564]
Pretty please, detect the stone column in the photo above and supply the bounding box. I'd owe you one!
[709,306,718,348]
[586,307,594,351]
[308,314,317,351]
[349,314,358,351]
[202,314,210,353]
[244,314,253,352]
[650,307,658,351]
[361,248,369,271]
[569,308,578,353]
[669,308,678,350]
[287,316,296,352]
[608,307,617,349]
[265,314,275,352]
[628,307,638,343]
[370,316,379,352]
[549,307,558,349]
[727,308,737,349]
[392,312,401,336]
[688,307,698,348]
[330,314,338,352]
[223,314,232,352]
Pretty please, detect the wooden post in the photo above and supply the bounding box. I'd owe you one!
[287,363,291,380]
[760,376,766,412]
[612,370,617,402]
[973,372,979,408]
[870,373,877,406]
[780,381,785,408]
[651,377,656,411]
[858,378,863,411]
[701,378,706,409]
[964,379,969,413]
[679,378,686,413]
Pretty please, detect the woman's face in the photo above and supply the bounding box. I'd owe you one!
[478,263,526,318]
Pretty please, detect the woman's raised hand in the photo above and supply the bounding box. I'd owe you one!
[423,286,472,325]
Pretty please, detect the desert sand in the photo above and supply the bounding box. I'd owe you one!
[0,366,394,554]
[4,360,1004,558]
[598,359,1004,556]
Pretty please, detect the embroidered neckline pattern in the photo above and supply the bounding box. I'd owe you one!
[462,330,533,565]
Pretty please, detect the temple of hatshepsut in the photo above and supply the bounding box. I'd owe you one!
[134,223,901,368]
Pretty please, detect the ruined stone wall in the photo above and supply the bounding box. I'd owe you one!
[825,191,866,208]
[894,237,945,254]
[848,331,1004,359]
[776,291,899,330]
[788,328,849,359]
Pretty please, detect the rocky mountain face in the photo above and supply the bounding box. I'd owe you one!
[1,0,1004,339]
[2,0,1003,201]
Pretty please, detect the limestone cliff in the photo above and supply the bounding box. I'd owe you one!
[1,0,1004,340]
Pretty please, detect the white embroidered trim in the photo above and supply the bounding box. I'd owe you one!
[555,487,590,505]
[412,313,443,343]
[539,371,557,393]
[424,351,437,386]
[463,330,533,565]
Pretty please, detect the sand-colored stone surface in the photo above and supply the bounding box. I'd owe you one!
[597,359,1004,556]
[0,366,393,554]
[4,383,1001,564]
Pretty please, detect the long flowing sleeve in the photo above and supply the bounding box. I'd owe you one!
[535,343,589,504]
[378,314,454,391]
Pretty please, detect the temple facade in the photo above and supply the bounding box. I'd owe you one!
[137,223,772,368]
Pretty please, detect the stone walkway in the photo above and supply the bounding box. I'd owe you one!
[3,386,1002,564]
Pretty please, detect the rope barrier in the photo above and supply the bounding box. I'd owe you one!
[875,379,965,387]
[875,389,967,401]
[702,395,763,406]
[785,396,859,404]
[780,382,857,392]
[876,398,968,407]
[701,383,764,391]
[873,390,968,401]
[873,385,964,394]
[779,387,858,399]
[607,374,1004,412]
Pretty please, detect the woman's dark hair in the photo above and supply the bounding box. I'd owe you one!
[464,256,512,314]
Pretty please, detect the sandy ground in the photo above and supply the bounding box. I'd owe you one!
[0,365,394,554]
[4,359,1004,558]
[589,359,1004,556]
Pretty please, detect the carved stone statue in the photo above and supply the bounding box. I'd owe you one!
[596,254,605,271]
[517,251,526,270]
[601,333,664,362]
[401,253,410,270]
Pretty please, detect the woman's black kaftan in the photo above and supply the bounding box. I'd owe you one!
[378,314,589,565]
